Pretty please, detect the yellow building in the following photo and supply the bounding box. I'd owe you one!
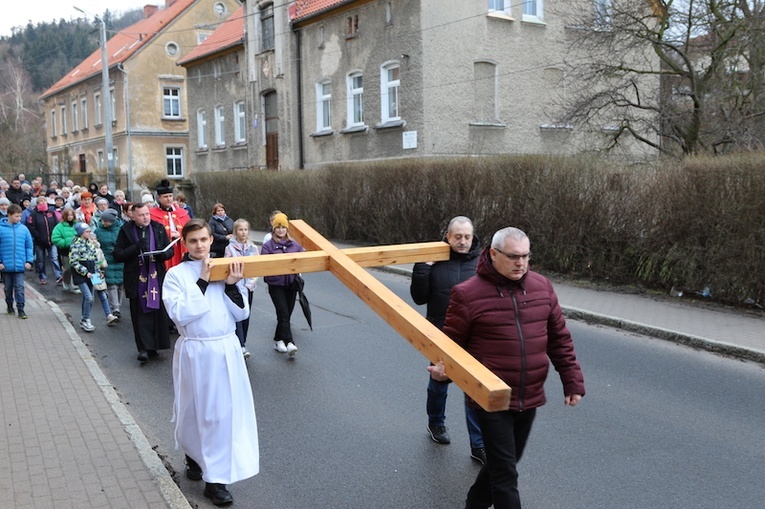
[40,0,241,196]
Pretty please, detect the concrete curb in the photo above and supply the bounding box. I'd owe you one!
[561,306,765,365]
[29,285,192,509]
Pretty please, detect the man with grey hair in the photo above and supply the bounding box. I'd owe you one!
[410,216,485,464]
[431,226,585,509]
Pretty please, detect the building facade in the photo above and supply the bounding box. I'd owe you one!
[40,0,242,195]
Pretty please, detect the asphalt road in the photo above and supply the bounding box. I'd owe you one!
[38,269,765,509]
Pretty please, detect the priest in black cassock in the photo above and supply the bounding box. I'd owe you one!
[113,201,174,363]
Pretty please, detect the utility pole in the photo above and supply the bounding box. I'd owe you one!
[76,7,115,191]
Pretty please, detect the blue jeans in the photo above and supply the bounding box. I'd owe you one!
[78,281,111,320]
[3,272,26,314]
[465,408,537,509]
[427,377,484,448]
[35,244,62,281]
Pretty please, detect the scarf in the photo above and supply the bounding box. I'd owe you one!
[132,223,160,313]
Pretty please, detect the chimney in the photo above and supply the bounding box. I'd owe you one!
[166,0,177,7]
[143,5,159,18]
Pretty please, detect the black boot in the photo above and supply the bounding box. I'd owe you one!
[204,483,233,506]
[185,455,202,481]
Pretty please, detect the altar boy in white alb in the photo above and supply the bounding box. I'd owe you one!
[163,218,259,506]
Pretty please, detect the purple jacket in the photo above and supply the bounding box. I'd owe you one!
[260,237,305,287]
[443,246,585,412]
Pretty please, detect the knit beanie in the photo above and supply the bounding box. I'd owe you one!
[271,213,289,229]
[74,222,90,237]
[0,197,10,206]
[100,210,117,224]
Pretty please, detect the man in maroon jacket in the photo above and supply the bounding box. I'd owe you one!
[432,226,585,509]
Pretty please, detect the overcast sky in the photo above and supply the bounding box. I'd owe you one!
[1,1,148,37]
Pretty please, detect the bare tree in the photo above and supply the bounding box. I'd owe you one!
[557,0,765,157]
[0,55,46,175]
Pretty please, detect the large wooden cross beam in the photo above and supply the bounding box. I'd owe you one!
[208,220,511,412]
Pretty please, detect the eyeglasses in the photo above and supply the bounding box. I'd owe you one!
[494,248,531,262]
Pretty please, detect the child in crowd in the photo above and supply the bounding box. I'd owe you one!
[224,218,259,359]
[69,222,118,332]
[0,204,34,318]
[261,213,304,357]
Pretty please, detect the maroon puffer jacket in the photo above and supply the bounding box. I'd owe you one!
[443,246,585,411]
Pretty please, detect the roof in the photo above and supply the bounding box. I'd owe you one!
[40,0,196,99]
[177,5,244,66]
[289,0,349,21]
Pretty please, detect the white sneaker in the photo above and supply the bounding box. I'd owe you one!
[80,319,95,332]
[106,314,119,325]
[242,346,251,359]
[286,342,298,357]
[72,287,81,294]
[273,340,288,353]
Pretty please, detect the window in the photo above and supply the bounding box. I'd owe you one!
[95,92,103,125]
[474,61,499,123]
[315,80,332,132]
[347,72,364,127]
[488,0,508,12]
[109,87,117,122]
[523,0,543,20]
[50,110,57,137]
[72,102,79,132]
[214,105,225,146]
[166,147,184,178]
[318,26,325,48]
[234,101,246,143]
[112,148,119,167]
[346,15,358,37]
[261,4,274,51]
[60,106,67,135]
[163,87,181,118]
[165,42,180,57]
[97,149,104,170]
[380,63,400,123]
[197,109,208,149]
[594,0,613,29]
[386,1,392,24]
[81,97,88,129]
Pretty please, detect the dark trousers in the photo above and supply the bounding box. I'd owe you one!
[465,408,537,509]
[235,290,254,346]
[128,298,171,352]
[268,284,297,343]
[427,377,484,448]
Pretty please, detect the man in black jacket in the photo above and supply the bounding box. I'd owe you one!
[112,202,174,364]
[410,216,485,464]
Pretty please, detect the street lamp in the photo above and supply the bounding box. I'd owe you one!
[74,6,115,192]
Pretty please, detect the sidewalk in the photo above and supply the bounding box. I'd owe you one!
[2,232,763,507]
[0,285,190,509]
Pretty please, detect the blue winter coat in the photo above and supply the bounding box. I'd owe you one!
[0,217,35,272]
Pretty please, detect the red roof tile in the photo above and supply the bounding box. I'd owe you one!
[289,0,349,21]
[40,0,196,99]
[177,5,244,65]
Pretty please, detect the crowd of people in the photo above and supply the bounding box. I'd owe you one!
[2,173,587,508]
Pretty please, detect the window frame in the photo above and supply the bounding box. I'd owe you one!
[261,3,275,51]
[522,0,544,22]
[346,72,364,128]
[380,62,401,124]
[81,97,88,130]
[50,110,57,137]
[234,101,246,144]
[71,101,79,132]
[94,92,103,126]
[163,87,182,119]
[60,106,67,135]
[197,108,208,150]
[165,146,184,178]
[488,0,509,14]
[316,79,332,132]
[214,105,226,147]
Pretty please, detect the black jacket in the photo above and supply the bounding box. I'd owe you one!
[26,207,59,248]
[410,236,481,329]
[112,220,173,299]
[209,215,234,258]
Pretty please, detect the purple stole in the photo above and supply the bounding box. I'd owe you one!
[132,223,161,313]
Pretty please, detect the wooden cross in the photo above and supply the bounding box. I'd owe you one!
[207,220,511,412]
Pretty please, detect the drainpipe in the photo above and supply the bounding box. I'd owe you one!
[116,63,133,200]
[294,26,305,169]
